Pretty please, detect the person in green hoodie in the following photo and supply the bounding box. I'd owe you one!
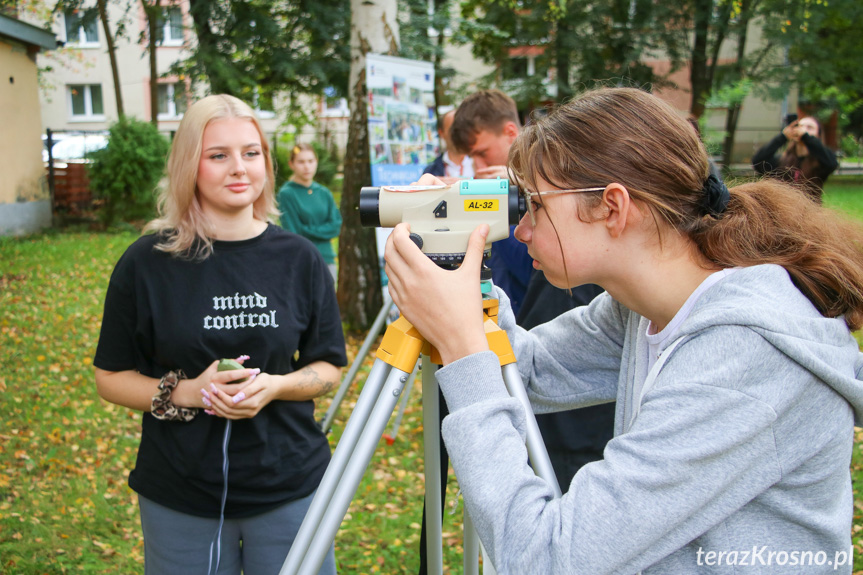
[278,143,342,281]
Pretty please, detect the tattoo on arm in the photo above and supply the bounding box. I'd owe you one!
[297,366,336,397]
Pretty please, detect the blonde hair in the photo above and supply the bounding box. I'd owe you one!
[509,87,863,330]
[144,94,278,259]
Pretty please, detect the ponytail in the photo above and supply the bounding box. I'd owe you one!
[693,179,863,330]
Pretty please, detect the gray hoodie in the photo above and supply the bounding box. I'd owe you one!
[436,264,863,574]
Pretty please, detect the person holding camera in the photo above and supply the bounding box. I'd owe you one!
[94,95,346,574]
[752,115,838,202]
[386,87,863,574]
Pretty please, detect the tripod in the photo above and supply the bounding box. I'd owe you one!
[280,296,561,575]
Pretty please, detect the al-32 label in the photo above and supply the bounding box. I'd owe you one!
[464,199,499,211]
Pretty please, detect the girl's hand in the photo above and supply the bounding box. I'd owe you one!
[199,360,340,419]
[385,222,491,365]
[782,121,800,142]
[415,173,447,186]
[201,371,278,420]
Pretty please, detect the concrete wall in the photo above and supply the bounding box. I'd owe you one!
[0,39,51,235]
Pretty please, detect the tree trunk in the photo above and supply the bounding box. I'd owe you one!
[96,0,124,117]
[555,18,572,102]
[143,0,160,126]
[721,0,752,168]
[689,0,712,118]
[336,0,399,332]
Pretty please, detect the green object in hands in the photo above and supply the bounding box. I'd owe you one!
[218,358,249,384]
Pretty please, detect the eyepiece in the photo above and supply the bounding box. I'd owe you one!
[359,187,381,228]
[509,184,525,225]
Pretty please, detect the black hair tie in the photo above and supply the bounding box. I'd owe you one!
[701,174,730,217]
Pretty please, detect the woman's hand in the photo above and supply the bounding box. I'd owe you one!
[782,121,800,142]
[385,221,491,365]
[198,360,340,420]
[200,372,276,420]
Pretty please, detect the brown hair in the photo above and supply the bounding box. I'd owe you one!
[450,89,521,154]
[145,94,278,260]
[509,87,863,330]
[290,142,317,163]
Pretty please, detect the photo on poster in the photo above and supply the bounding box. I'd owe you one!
[369,120,387,144]
[371,143,391,165]
[386,102,428,144]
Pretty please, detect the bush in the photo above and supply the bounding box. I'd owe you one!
[88,118,170,227]
[840,134,863,160]
[272,139,341,191]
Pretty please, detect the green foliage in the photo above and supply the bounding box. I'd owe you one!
[455,0,683,104]
[760,0,863,130]
[87,117,170,227]
[173,0,350,119]
[840,135,863,159]
[399,0,460,106]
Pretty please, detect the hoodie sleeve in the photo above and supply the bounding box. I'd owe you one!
[500,290,627,411]
[437,326,784,574]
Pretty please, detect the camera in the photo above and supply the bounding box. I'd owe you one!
[784,113,798,126]
[360,179,525,267]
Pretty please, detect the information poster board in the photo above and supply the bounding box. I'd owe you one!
[366,54,438,289]
[366,53,437,187]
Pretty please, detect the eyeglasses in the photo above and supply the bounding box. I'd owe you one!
[521,187,606,226]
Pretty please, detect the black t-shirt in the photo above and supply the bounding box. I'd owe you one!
[94,225,347,518]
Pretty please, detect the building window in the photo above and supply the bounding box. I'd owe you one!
[156,7,184,46]
[157,83,186,118]
[322,86,348,118]
[64,8,99,47]
[69,84,105,120]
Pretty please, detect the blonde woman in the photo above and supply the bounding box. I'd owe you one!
[278,143,342,281]
[386,88,863,574]
[94,94,346,574]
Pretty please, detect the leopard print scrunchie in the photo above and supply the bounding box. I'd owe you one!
[151,370,199,422]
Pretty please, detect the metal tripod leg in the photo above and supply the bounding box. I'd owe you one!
[383,359,419,444]
[458,360,561,574]
[501,363,562,498]
[422,356,443,575]
[280,358,411,575]
[319,294,395,434]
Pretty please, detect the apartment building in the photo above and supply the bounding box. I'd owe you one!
[32,0,289,140]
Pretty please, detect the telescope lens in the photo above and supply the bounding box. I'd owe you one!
[359,187,381,228]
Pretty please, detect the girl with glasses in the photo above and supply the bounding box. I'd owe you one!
[385,87,863,574]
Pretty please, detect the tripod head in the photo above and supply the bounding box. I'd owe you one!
[360,178,525,262]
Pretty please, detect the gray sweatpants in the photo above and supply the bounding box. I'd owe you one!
[138,493,337,575]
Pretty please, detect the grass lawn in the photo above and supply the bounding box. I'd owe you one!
[2,176,863,573]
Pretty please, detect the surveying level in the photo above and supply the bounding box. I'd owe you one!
[359,178,524,267]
